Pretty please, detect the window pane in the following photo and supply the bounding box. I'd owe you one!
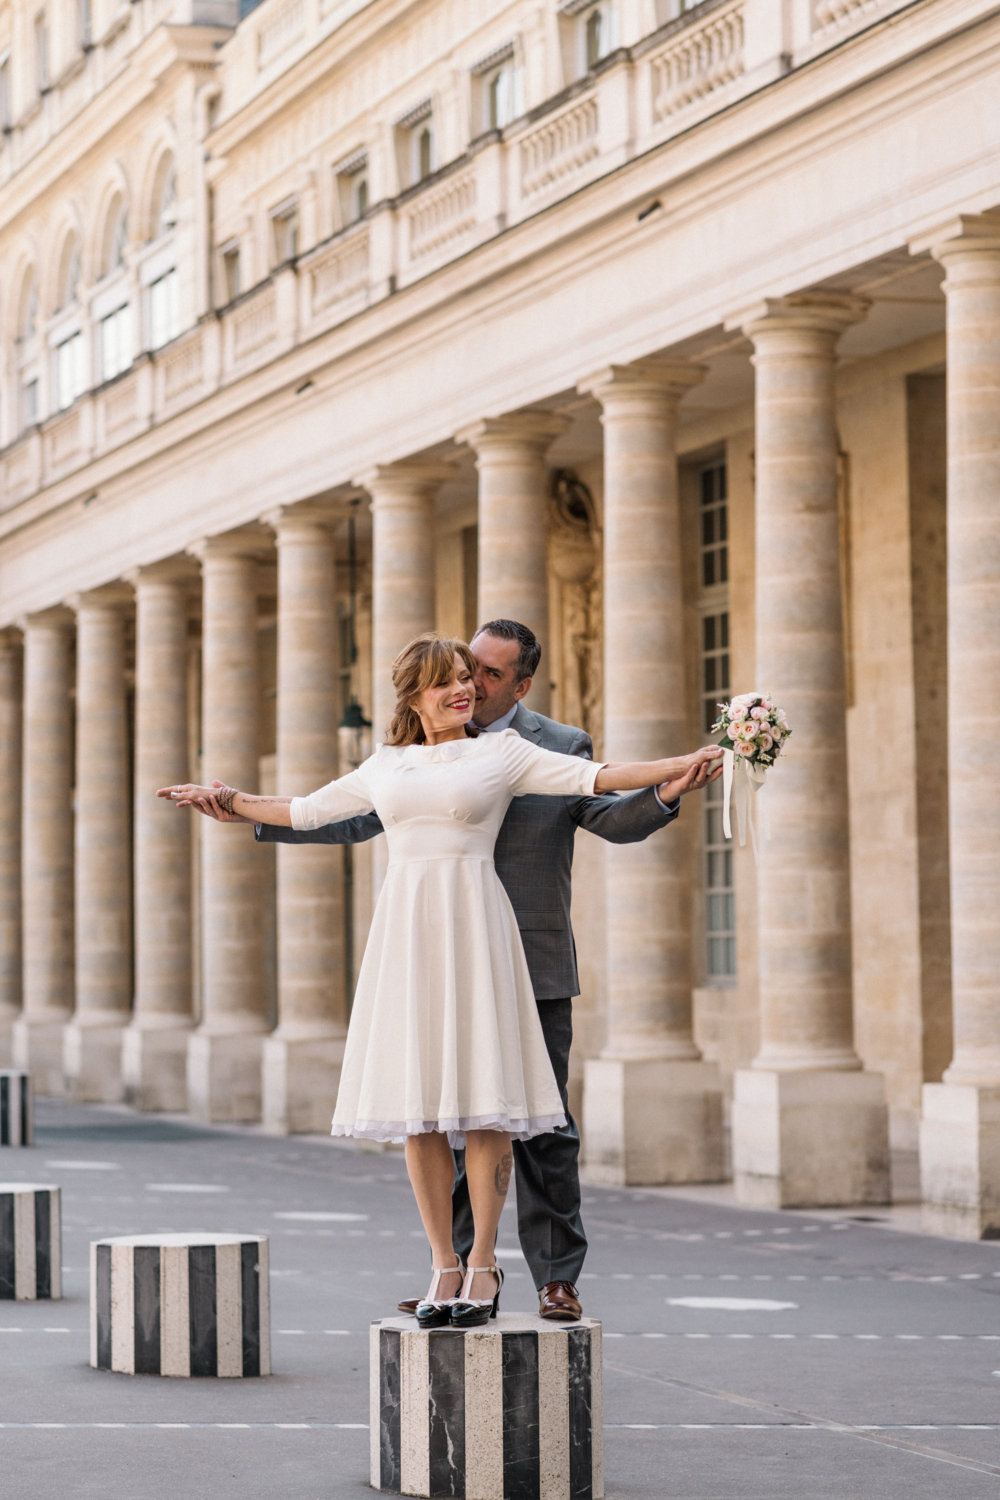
[702,552,715,588]
[150,270,179,350]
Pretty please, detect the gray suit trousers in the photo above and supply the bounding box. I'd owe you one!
[451,998,583,1291]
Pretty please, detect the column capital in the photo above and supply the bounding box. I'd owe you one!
[17,605,75,632]
[355,459,456,504]
[188,524,274,564]
[725,293,869,341]
[909,211,1000,261]
[124,556,201,589]
[67,582,134,615]
[261,499,342,537]
[578,356,706,405]
[455,410,570,454]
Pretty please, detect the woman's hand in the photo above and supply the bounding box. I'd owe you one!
[155,782,255,822]
[595,744,724,795]
[156,781,294,827]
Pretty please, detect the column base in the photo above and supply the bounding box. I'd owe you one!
[732,1068,890,1208]
[12,1019,69,1097]
[583,1058,724,1186]
[262,1033,346,1136]
[63,1023,126,1103]
[187,1030,265,1124]
[920,1083,1000,1240]
[0,1006,17,1067]
[122,1025,194,1112]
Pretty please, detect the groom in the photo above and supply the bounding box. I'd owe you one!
[255,618,712,1322]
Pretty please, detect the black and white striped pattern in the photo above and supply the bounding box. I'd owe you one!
[90,1233,270,1377]
[0,1184,61,1300]
[371,1313,603,1499]
[0,1071,32,1146]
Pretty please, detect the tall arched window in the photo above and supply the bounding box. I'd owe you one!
[97,195,132,379]
[53,234,86,410]
[150,155,177,241]
[16,270,40,429]
[55,233,81,312]
[100,195,128,279]
[17,271,38,343]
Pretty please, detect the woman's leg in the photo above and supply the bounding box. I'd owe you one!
[405,1132,464,1298]
[464,1128,513,1300]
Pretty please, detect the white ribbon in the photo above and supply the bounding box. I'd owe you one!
[721,749,770,865]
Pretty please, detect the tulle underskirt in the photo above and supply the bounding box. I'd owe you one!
[331,1111,567,1149]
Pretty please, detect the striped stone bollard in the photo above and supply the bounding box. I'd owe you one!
[0,1184,61,1299]
[371,1313,603,1500]
[0,1071,32,1145]
[90,1232,270,1377]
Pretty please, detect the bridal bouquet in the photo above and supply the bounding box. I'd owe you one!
[710,694,792,862]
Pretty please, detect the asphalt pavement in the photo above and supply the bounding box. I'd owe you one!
[2,1099,999,1499]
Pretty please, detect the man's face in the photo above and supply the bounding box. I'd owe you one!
[470,632,531,727]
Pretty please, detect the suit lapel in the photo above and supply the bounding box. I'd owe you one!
[512,703,544,743]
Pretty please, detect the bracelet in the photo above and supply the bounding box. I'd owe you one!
[216,784,238,816]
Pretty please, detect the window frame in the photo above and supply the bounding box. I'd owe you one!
[697,458,735,986]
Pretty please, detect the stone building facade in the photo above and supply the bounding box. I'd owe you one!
[0,0,998,1235]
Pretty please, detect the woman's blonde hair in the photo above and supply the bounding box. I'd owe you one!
[385,633,478,747]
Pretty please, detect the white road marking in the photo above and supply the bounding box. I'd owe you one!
[273,1211,368,1221]
[667,1297,798,1312]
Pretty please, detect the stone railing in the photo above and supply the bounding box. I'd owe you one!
[257,0,306,69]
[407,170,478,260]
[649,0,745,121]
[229,284,279,364]
[814,0,886,30]
[307,232,370,316]
[519,95,600,201]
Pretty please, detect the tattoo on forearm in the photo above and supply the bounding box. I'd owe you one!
[494,1151,513,1197]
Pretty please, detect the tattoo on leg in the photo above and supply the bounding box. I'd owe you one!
[494,1151,513,1197]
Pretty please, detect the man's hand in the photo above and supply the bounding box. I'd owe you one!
[658,754,723,803]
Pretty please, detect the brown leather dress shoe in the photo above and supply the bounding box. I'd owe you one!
[538,1281,582,1321]
[397,1297,420,1315]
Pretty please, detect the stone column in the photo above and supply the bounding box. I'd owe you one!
[13,609,75,1095]
[578,359,723,1185]
[726,294,889,1208]
[261,505,346,1135]
[913,215,1000,1237]
[187,532,269,1122]
[63,587,133,1102]
[122,562,197,1111]
[0,630,23,1064]
[457,413,570,715]
[359,462,454,899]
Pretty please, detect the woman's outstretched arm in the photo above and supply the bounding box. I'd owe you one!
[157,782,294,827]
[594,745,723,795]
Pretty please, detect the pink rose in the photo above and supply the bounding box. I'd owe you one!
[729,706,747,724]
[750,706,766,720]
[737,741,756,758]
[756,732,773,751]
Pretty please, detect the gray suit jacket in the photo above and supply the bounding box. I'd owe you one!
[256,703,679,1000]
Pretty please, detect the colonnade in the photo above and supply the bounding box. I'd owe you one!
[1,224,1000,1233]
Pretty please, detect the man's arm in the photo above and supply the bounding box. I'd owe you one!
[254,812,384,846]
[563,728,681,845]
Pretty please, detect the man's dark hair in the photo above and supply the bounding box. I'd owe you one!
[473,619,541,682]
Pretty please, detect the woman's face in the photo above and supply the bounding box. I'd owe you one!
[414,663,475,733]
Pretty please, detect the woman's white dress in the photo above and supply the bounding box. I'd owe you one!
[289,729,604,1146]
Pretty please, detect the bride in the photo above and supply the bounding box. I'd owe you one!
[160,633,721,1327]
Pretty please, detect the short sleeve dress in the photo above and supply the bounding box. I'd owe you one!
[289,730,604,1146]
